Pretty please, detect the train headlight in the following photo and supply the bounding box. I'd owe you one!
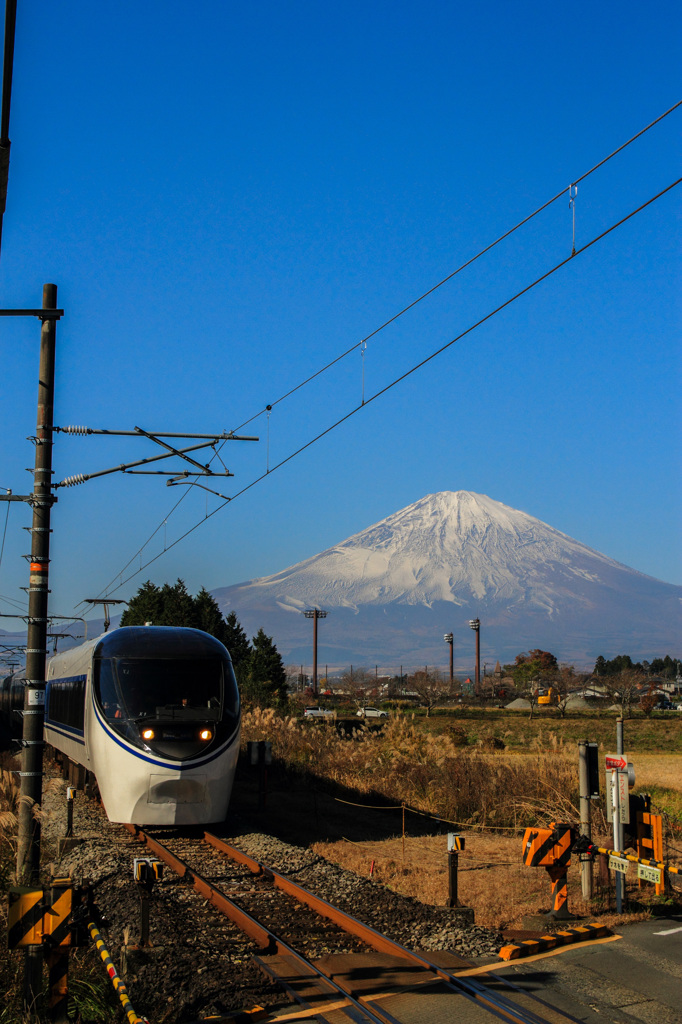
[142,728,155,740]
[199,728,213,741]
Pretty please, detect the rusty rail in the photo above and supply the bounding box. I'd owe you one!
[124,824,582,1024]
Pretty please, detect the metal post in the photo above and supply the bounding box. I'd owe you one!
[46,950,69,1024]
[139,893,150,947]
[448,850,459,907]
[444,634,453,690]
[258,741,267,812]
[65,786,75,838]
[578,742,593,898]
[612,768,622,914]
[18,285,57,1011]
[312,613,318,696]
[615,719,624,910]
[303,609,327,698]
[469,619,480,692]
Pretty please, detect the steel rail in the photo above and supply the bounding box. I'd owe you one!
[124,824,578,1024]
[203,830,423,958]
[203,831,583,1024]
[123,825,395,1024]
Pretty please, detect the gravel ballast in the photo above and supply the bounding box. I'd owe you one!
[40,769,503,1021]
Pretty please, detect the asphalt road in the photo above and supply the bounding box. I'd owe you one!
[493,914,682,1024]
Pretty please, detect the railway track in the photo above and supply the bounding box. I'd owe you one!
[124,823,585,1024]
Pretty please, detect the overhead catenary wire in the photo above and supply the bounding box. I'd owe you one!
[95,176,681,600]
[0,591,27,612]
[87,101,682,609]
[0,0,17,257]
[0,499,10,575]
[228,98,682,434]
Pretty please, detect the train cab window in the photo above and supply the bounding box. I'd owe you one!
[94,654,238,722]
[94,647,239,758]
[95,660,124,720]
[115,656,224,719]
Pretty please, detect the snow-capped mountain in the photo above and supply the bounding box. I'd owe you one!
[212,491,681,670]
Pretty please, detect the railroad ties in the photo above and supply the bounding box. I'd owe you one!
[125,825,585,1024]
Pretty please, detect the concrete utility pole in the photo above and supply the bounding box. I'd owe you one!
[16,285,58,1010]
[578,741,594,898]
[468,618,480,692]
[303,608,327,696]
[17,284,58,885]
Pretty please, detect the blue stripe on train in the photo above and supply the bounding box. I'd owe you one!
[91,698,240,771]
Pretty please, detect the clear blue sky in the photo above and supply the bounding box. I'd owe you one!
[0,0,680,627]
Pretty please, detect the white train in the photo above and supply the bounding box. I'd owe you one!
[44,626,241,825]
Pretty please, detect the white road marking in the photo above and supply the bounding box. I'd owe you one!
[653,926,682,935]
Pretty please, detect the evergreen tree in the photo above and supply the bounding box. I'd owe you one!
[157,579,198,627]
[120,581,163,626]
[194,587,228,645]
[593,654,643,676]
[244,628,286,707]
[223,611,252,685]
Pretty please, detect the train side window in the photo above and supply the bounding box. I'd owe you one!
[47,677,85,731]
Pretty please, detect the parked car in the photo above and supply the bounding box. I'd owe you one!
[303,706,334,719]
[356,707,387,719]
[656,700,675,711]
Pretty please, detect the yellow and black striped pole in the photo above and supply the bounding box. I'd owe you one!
[88,922,145,1024]
[547,864,570,918]
[522,823,574,920]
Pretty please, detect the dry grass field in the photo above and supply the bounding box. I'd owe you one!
[631,753,682,791]
[311,831,601,931]
[243,708,682,931]
[310,752,682,931]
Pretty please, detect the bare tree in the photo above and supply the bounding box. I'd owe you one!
[338,666,374,708]
[408,668,450,717]
[285,664,304,696]
[552,665,586,717]
[524,685,540,720]
[599,669,647,718]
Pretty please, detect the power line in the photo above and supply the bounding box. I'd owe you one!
[77,436,236,610]
[90,101,679,598]
[97,176,681,599]
[0,499,10,574]
[0,592,27,613]
[230,98,682,433]
[0,0,18,257]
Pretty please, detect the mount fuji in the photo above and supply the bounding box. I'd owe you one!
[212,491,681,670]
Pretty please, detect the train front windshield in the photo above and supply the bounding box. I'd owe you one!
[96,657,225,722]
